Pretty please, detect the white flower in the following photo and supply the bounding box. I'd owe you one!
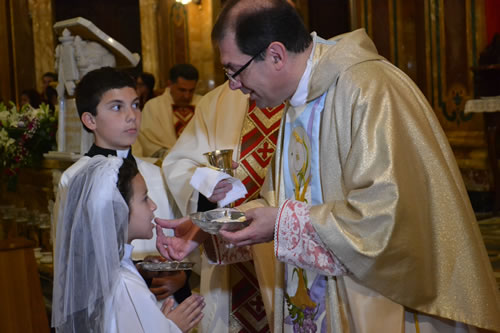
[0,128,15,150]
[0,110,9,125]
[7,112,20,127]
[0,128,9,143]
[0,101,57,173]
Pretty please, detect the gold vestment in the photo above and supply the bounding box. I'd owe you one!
[253,29,500,332]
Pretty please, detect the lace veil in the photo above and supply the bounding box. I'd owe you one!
[52,156,129,332]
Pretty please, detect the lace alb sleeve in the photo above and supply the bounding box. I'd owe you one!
[274,199,347,276]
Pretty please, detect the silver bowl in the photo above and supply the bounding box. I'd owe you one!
[137,261,195,272]
[190,208,248,234]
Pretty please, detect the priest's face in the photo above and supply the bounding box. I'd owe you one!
[89,87,141,150]
[219,35,284,108]
[169,77,197,106]
[127,173,157,242]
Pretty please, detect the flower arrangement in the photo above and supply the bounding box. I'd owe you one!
[0,102,57,189]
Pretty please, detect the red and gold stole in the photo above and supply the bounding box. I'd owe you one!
[230,101,284,333]
[171,104,195,138]
[234,101,285,206]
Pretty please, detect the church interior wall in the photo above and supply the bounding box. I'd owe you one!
[352,0,494,198]
[0,0,38,106]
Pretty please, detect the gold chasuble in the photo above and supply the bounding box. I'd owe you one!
[247,30,500,332]
[133,88,202,157]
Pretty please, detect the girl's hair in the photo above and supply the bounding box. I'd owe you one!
[116,158,139,205]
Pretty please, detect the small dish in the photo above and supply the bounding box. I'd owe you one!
[190,208,248,234]
[137,261,195,272]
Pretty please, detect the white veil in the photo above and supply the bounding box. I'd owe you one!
[52,156,129,332]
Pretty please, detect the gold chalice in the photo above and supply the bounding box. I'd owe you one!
[204,149,235,207]
[203,149,234,176]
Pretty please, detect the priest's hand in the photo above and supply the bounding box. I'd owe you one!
[219,207,278,246]
[155,216,208,260]
[208,179,233,203]
[207,161,239,203]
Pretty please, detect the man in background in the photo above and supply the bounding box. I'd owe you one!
[133,64,202,158]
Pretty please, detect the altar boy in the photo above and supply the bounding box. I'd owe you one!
[52,67,191,303]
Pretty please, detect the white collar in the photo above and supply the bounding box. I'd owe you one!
[289,32,318,107]
[122,244,145,279]
[123,243,134,260]
[117,149,129,159]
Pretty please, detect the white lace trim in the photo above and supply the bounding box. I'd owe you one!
[275,200,347,276]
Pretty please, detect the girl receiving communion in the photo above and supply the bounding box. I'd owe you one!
[52,156,204,332]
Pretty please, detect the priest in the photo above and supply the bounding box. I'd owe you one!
[162,82,284,332]
[157,0,500,332]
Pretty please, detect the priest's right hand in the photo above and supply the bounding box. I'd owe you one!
[207,161,239,203]
[155,216,208,261]
[207,179,233,203]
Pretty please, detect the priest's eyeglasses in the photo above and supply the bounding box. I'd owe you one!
[224,47,267,83]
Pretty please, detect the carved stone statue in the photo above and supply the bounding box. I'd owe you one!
[74,35,116,79]
[55,29,116,97]
[54,28,79,98]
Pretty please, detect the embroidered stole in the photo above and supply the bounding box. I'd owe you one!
[282,93,327,332]
[171,104,195,138]
[235,101,285,205]
[230,101,284,333]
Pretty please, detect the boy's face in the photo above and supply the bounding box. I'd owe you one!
[127,173,157,243]
[85,87,141,150]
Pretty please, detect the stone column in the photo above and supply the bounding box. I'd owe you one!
[139,0,161,89]
[28,0,56,93]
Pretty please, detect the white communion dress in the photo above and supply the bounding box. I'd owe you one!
[103,244,182,333]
